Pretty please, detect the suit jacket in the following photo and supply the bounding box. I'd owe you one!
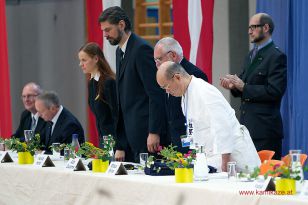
[166,58,208,153]
[88,78,117,147]
[41,107,85,153]
[115,33,166,153]
[12,110,46,142]
[231,42,287,140]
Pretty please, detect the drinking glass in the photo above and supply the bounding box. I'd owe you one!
[0,143,5,151]
[227,161,237,180]
[64,147,72,164]
[52,143,61,159]
[24,130,34,142]
[139,153,148,167]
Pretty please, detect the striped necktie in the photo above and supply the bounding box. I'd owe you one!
[31,116,36,131]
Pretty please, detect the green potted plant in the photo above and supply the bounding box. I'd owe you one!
[7,134,41,164]
[265,163,308,195]
[77,140,114,173]
[159,145,196,183]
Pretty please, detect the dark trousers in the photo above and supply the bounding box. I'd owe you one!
[253,138,282,160]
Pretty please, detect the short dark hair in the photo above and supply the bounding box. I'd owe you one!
[98,6,131,32]
[259,13,274,34]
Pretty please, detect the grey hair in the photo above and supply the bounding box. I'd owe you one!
[165,62,189,80]
[36,91,60,109]
[155,37,183,57]
[24,82,43,95]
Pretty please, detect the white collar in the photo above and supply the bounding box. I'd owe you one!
[119,33,131,54]
[31,112,39,121]
[90,72,100,81]
[51,105,63,127]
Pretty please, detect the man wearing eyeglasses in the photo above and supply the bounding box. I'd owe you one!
[157,61,260,172]
[220,13,287,159]
[12,82,46,142]
[154,37,208,153]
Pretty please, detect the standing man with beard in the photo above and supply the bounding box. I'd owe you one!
[220,13,287,159]
[99,6,167,162]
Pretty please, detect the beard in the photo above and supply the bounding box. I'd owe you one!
[107,28,123,45]
[251,30,266,43]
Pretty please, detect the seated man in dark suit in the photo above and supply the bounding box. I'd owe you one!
[35,91,85,153]
[12,82,46,141]
[154,37,208,153]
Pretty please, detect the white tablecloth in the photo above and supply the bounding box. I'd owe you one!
[0,157,307,205]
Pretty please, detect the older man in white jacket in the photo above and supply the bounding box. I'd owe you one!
[156,61,261,172]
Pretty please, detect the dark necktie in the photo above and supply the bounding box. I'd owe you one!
[118,49,124,69]
[45,121,53,147]
[250,46,258,62]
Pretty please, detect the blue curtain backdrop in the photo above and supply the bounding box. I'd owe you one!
[256,0,308,161]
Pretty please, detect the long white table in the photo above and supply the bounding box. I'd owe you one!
[0,159,307,205]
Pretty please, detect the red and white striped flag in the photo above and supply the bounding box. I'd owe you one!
[173,0,214,83]
[0,0,12,138]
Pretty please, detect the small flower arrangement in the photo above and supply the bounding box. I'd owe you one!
[102,134,115,152]
[6,134,41,156]
[159,145,196,170]
[265,163,308,180]
[77,142,111,161]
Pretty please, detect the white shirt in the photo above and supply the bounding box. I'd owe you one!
[31,113,39,128]
[119,33,131,57]
[50,105,63,135]
[181,76,260,171]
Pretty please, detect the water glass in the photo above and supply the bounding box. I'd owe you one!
[139,153,148,167]
[24,130,34,142]
[52,143,61,158]
[227,161,237,180]
[64,147,72,164]
[0,143,5,151]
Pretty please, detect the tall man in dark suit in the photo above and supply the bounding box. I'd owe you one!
[35,91,85,153]
[99,6,167,162]
[12,82,46,141]
[154,37,208,153]
[220,13,287,159]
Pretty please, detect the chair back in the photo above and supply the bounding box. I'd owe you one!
[281,154,307,167]
[259,159,284,176]
[258,150,275,163]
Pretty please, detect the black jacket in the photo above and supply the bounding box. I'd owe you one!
[41,107,85,152]
[231,42,287,140]
[115,33,167,154]
[88,77,117,147]
[12,110,46,142]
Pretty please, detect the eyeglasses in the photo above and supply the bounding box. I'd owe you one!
[21,94,38,100]
[154,51,172,63]
[248,24,264,31]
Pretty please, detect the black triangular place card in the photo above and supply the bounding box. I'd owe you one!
[106,162,128,175]
[0,151,13,163]
[65,158,86,171]
[34,155,55,167]
[255,176,275,191]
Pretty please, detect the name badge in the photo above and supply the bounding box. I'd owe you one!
[180,135,193,147]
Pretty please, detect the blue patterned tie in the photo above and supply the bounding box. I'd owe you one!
[250,46,258,62]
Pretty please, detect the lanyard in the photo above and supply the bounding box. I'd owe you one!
[183,90,189,130]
